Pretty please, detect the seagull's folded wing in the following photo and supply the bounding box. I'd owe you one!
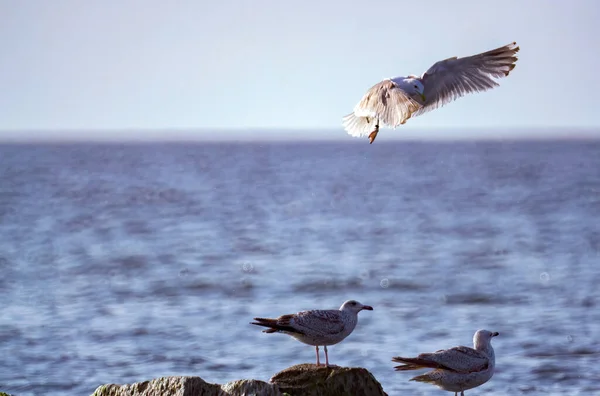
[292,310,346,335]
[422,346,490,373]
[414,42,519,117]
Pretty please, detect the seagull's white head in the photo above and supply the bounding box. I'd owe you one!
[473,329,499,349]
[339,300,373,314]
[404,77,426,103]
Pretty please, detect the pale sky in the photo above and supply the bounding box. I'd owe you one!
[1,0,599,140]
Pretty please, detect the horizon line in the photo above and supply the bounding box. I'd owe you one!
[0,126,598,144]
[0,126,598,133]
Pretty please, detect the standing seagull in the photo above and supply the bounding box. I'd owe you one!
[392,329,499,396]
[343,42,520,143]
[251,300,373,367]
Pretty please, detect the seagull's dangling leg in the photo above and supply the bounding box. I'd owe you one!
[315,346,320,366]
[368,119,379,144]
[324,345,330,367]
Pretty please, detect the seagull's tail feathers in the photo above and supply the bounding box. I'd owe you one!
[251,317,302,335]
[410,372,438,384]
[392,356,442,371]
[393,363,424,371]
[342,112,377,138]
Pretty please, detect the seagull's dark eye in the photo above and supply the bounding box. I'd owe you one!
[414,85,418,88]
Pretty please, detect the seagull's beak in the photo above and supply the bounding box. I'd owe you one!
[420,93,426,103]
[492,332,499,337]
[362,305,374,311]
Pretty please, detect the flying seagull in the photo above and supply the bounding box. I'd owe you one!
[251,300,373,367]
[343,42,520,143]
[392,329,499,396]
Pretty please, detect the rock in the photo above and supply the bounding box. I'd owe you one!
[91,364,386,396]
[91,376,222,396]
[91,376,279,396]
[220,379,281,395]
[270,364,388,396]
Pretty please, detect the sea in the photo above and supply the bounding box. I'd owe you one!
[1,138,599,395]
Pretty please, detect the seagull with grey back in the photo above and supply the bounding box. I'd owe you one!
[392,329,499,396]
[251,300,373,367]
[343,42,520,143]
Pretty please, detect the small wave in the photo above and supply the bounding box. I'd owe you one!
[115,255,147,269]
[531,365,568,375]
[123,220,153,235]
[292,277,365,293]
[183,280,219,291]
[221,278,255,297]
[234,237,276,255]
[124,186,192,206]
[443,293,529,305]
[516,385,538,393]
[179,277,255,297]
[531,365,585,383]
[61,213,97,233]
[0,324,23,342]
[378,279,428,291]
[527,346,600,358]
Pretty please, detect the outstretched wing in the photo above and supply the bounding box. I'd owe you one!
[343,79,420,137]
[413,42,519,117]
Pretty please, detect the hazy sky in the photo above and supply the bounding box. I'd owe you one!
[1,0,599,139]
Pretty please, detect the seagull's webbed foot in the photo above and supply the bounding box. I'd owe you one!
[368,123,379,144]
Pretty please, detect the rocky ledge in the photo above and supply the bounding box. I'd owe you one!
[92,363,388,396]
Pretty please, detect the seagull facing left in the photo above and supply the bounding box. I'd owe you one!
[251,300,373,367]
[342,42,520,144]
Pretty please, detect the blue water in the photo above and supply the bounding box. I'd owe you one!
[1,139,599,395]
